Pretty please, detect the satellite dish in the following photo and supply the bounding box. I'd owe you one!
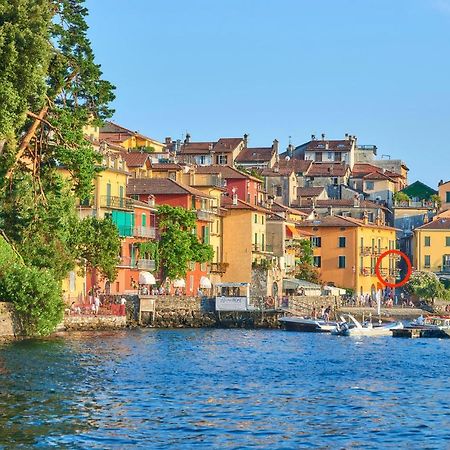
[285,156,291,161]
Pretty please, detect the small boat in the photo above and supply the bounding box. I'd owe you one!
[394,316,450,338]
[279,316,337,332]
[332,314,403,337]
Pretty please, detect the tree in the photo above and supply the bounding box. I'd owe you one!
[295,240,320,284]
[405,271,450,306]
[430,194,442,208]
[393,191,410,203]
[0,1,117,335]
[157,205,214,280]
[70,217,121,281]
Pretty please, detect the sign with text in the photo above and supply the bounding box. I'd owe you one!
[215,296,248,312]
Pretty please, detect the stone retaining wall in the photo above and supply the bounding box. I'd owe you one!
[285,295,342,316]
[63,314,127,331]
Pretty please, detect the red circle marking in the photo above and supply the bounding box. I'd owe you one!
[375,250,412,288]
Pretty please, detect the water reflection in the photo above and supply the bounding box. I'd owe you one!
[1,330,450,448]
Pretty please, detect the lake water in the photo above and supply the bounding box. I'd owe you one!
[1,329,450,449]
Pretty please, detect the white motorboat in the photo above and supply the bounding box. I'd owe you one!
[332,314,403,336]
[279,316,337,332]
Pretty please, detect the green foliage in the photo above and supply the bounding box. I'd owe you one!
[70,217,120,281]
[136,146,155,154]
[393,191,410,203]
[252,258,272,270]
[295,240,320,283]
[138,241,160,271]
[0,236,63,336]
[157,205,214,279]
[405,271,450,303]
[430,194,442,208]
[0,1,116,335]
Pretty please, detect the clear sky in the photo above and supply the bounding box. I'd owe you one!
[85,0,450,187]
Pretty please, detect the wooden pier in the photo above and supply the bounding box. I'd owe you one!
[392,327,449,339]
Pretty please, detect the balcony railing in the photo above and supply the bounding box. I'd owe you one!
[101,195,134,210]
[137,259,156,270]
[117,257,156,271]
[209,262,229,274]
[133,226,156,239]
[197,210,213,222]
[394,200,437,208]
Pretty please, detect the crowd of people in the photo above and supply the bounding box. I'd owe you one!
[342,291,415,308]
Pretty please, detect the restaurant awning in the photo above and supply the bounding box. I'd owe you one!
[173,279,186,288]
[200,276,212,289]
[139,271,156,285]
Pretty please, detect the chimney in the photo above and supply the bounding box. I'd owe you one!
[423,213,429,224]
[375,210,382,226]
[363,210,369,225]
[272,139,279,154]
[184,133,191,144]
[321,133,325,141]
[243,133,249,147]
[345,133,349,140]
[353,194,360,208]
[328,205,334,216]
[232,193,238,206]
[311,134,316,141]
[165,137,172,145]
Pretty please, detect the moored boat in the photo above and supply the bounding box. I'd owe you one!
[279,316,337,332]
[332,314,403,337]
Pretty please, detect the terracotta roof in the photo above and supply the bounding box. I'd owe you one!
[305,162,349,177]
[195,165,262,182]
[121,152,151,168]
[278,159,312,174]
[271,201,308,216]
[179,142,214,155]
[295,198,389,211]
[100,121,161,145]
[221,196,270,213]
[260,167,295,177]
[416,217,450,230]
[127,178,212,199]
[352,163,403,180]
[297,187,326,198]
[151,163,184,171]
[235,147,275,163]
[297,215,397,230]
[306,140,352,152]
[214,138,244,153]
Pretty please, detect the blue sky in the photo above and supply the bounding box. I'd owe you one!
[85,0,450,187]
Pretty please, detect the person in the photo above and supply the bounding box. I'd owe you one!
[311,306,317,319]
[93,295,101,315]
[120,297,126,306]
[197,288,204,297]
[323,305,332,322]
[417,314,425,325]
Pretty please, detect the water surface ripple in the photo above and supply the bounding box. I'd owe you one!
[1,329,449,449]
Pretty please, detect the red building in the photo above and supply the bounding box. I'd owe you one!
[127,178,213,295]
[195,165,264,206]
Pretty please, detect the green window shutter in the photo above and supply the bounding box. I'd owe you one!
[142,214,147,227]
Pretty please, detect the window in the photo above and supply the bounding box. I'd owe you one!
[254,233,258,247]
[106,183,112,207]
[424,255,431,268]
[338,237,346,248]
[191,196,196,209]
[446,237,450,247]
[327,152,332,160]
[247,193,250,203]
[311,237,321,248]
[261,234,265,251]
[254,214,258,224]
[338,256,346,269]
[313,256,321,268]
[261,216,264,225]
[366,181,374,190]
[217,155,227,165]
[141,214,147,227]
[424,236,431,247]
[446,191,450,203]
[276,186,282,196]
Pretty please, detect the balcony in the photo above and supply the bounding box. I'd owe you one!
[197,210,213,222]
[101,195,134,211]
[117,257,156,271]
[133,226,156,239]
[137,259,156,270]
[209,262,229,274]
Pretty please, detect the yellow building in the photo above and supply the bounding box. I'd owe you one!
[221,197,269,284]
[100,121,165,153]
[297,215,397,295]
[414,215,450,274]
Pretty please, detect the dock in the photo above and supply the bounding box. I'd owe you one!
[392,327,449,339]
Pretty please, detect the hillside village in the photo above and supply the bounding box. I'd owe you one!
[65,122,450,302]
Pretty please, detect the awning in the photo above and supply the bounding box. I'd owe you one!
[200,276,212,289]
[139,271,156,285]
[173,279,186,288]
[286,225,311,239]
[323,285,346,295]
